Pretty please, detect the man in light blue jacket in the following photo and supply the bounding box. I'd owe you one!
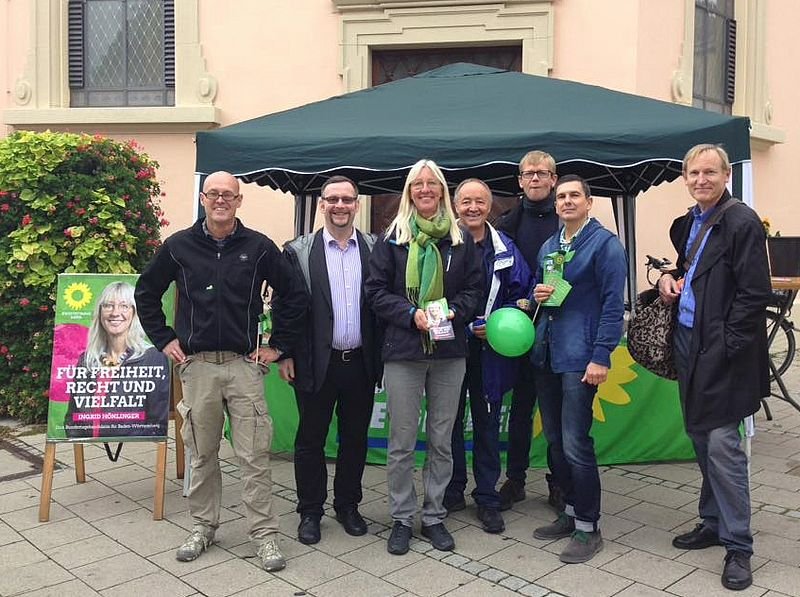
[529,175,627,564]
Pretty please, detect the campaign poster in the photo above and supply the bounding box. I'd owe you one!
[46,274,174,442]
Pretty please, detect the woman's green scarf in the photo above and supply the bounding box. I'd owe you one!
[406,212,451,353]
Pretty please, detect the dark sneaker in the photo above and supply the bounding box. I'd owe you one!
[176,528,214,562]
[546,473,566,512]
[476,506,505,534]
[387,521,412,555]
[533,512,575,540]
[722,550,752,591]
[257,538,286,572]
[498,479,525,511]
[559,530,603,564]
[421,523,455,551]
[443,494,467,513]
[672,523,722,550]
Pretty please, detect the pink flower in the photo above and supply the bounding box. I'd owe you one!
[0,345,8,355]
[1,204,9,212]
[160,218,170,227]
[19,298,30,307]
[0,190,8,197]
[75,208,86,217]
[89,217,99,225]
[64,228,73,238]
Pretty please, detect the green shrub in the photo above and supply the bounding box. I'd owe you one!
[0,131,166,423]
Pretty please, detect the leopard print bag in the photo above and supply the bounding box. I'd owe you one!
[627,287,678,380]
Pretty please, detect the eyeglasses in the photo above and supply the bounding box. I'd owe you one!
[203,191,240,202]
[100,302,133,313]
[519,170,553,180]
[322,195,358,205]
[410,180,442,190]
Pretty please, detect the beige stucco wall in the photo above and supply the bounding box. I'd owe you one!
[1,0,797,271]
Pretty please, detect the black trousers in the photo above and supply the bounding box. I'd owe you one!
[293,349,374,517]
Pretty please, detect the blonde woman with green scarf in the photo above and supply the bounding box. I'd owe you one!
[365,159,483,556]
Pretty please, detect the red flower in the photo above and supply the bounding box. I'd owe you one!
[160,218,170,227]
[39,305,49,312]
[0,345,8,355]
[89,217,99,225]
[75,208,86,217]
[66,201,74,209]
[0,190,8,197]
[19,298,30,307]
[1,204,9,212]
[64,228,73,238]
[21,213,32,226]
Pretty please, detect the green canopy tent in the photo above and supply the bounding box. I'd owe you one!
[195,63,752,298]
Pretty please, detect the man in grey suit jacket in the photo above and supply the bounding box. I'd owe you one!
[274,176,380,545]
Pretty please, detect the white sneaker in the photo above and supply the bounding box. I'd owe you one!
[176,528,214,562]
[257,538,286,572]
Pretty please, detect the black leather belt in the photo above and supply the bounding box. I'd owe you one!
[331,348,362,363]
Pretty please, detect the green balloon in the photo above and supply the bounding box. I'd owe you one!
[485,307,536,357]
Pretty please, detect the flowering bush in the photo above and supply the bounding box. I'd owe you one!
[0,131,166,422]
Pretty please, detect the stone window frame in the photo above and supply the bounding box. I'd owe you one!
[672,0,784,148]
[4,0,218,131]
[334,0,554,92]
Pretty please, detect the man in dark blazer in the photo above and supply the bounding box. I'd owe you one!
[275,176,379,545]
[659,144,770,591]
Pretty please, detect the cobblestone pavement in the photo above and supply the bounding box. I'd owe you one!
[1,365,799,597]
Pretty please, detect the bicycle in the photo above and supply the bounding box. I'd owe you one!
[766,290,797,382]
[646,255,796,382]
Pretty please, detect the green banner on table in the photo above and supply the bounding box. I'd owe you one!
[266,344,695,467]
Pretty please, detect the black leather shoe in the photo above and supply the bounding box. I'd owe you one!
[421,523,455,551]
[387,521,412,555]
[335,508,368,536]
[476,506,505,534]
[498,479,525,511]
[722,550,752,590]
[672,523,722,550]
[443,495,467,513]
[297,515,321,545]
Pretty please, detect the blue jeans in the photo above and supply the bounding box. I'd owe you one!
[535,363,600,528]
[447,338,502,508]
[674,324,753,554]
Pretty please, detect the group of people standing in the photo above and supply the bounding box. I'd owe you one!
[134,142,769,591]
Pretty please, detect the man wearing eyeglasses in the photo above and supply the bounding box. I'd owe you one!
[135,171,306,572]
[493,150,562,512]
[273,175,380,546]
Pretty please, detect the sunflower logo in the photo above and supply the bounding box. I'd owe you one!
[531,345,637,437]
[593,346,637,422]
[63,282,92,310]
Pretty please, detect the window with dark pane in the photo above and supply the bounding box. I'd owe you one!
[693,0,736,114]
[369,46,522,234]
[68,0,175,107]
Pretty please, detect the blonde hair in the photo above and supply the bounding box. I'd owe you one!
[385,159,463,246]
[83,282,153,369]
[519,150,556,173]
[682,144,731,174]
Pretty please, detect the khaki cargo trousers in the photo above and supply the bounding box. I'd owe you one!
[176,351,277,545]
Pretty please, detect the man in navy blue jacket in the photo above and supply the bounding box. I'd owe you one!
[444,179,533,533]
